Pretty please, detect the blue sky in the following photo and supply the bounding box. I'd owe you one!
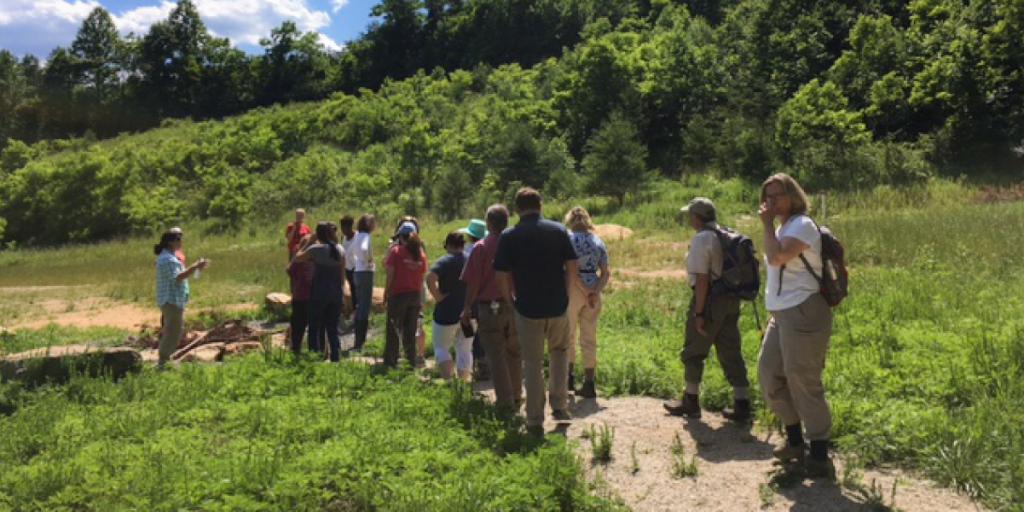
[0,0,381,58]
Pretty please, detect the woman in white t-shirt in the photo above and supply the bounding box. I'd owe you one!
[350,214,377,352]
[758,173,835,478]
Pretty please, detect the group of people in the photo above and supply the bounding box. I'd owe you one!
[153,172,836,477]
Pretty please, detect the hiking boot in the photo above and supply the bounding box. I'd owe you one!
[568,363,576,392]
[552,409,573,422]
[804,456,836,480]
[663,393,701,418]
[773,444,806,463]
[722,399,752,422]
[579,379,597,399]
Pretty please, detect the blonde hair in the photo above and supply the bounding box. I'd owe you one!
[564,206,595,232]
[761,173,811,216]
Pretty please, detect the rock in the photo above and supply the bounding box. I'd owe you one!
[265,292,292,317]
[0,344,141,386]
[593,224,634,241]
[178,343,225,363]
[223,341,263,357]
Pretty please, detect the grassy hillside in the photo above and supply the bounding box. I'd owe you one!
[2,177,1024,509]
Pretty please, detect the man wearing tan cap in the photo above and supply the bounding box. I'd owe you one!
[664,197,751,421]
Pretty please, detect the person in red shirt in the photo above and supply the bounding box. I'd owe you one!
[461,204,521,410]
[286,234,316,353]
[384,222,428,368]
[285,209,311,261]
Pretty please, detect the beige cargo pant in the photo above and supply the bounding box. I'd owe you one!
[478,301,522,409]
[758,294,834,441]
[567,284,602,369]
[159,303,184,366]
[516,311,571,427]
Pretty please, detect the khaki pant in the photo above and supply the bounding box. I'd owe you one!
[758,294,833,441]
[159,303,184,366]
[567,285,602,369]
[516,311,570,427]
[681,295,748,388]
[478,301,522,408]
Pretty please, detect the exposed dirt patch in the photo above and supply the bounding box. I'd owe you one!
[595,224,636,241]
[7,294,258,332]
[12,297,159,331]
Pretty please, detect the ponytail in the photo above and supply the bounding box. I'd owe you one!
[315,221,341,261]
[404,233,423,262]
[154,231,180,255]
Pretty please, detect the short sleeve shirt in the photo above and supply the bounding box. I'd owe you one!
[286,223,311,256]
[308,243,346,302]
[686,225,723,287]
[460,235,502,302]
[569,231,608,289]
[765,215,822,312]
[156,250,189,308]
[430,253,467,325]
[493,214,578,319]
[385,245,428,295]
[350,232,375,272]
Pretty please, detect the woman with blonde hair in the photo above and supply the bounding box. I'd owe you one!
[757,172,835,478]
[563,206,610,398]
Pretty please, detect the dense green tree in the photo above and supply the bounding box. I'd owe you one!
[582,111,652,204]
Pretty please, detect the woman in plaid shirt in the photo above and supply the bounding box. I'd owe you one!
[154,229,209,367]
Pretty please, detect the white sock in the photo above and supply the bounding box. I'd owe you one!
[685,381,700,395]
[734,386,749,400]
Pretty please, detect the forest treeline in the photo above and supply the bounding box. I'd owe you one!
[1,0,1022,246]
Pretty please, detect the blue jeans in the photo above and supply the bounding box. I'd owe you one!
[308,298,342,362]
[353,271,374,349]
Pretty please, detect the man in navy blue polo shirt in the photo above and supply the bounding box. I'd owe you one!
[494,187,580,434]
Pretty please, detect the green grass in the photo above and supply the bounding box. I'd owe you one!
[2,177,1024,509]
[0,354,623,511]
[0,326,129,356]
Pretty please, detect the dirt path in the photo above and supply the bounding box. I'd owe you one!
[520,395,981,512]
[3,291,257,331]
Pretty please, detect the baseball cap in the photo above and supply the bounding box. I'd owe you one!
[396,222,418,236]
[680,197,716,219]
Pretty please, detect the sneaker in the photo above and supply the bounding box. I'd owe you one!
[579,379,597,399]
[773,444,806,463]
[722,399,752,422]
[552,409,573,421]
[663,393,701,418]
[804,456,836,479]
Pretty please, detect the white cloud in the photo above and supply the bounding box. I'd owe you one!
[112,1,175,36]
[331,0,349,14]
[0,0,341,57]
[0,0,101,57]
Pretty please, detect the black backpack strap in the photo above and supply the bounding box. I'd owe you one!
[799,253,823,285]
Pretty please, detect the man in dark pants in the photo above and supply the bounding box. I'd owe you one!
[494,188,579,436]
[664,197,751,421]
